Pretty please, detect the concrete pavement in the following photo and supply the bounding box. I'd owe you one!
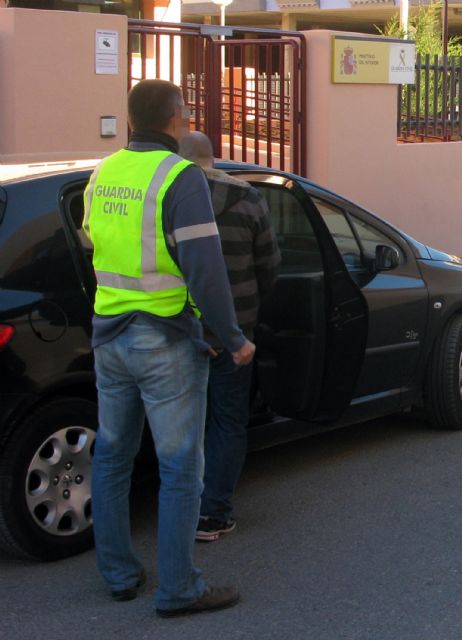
[1,414,462,640]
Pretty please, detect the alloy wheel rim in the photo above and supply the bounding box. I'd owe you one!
[25,426,95,536]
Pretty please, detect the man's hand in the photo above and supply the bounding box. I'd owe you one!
[232,339,256,367]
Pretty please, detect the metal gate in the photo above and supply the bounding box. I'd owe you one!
[127,19,307,175]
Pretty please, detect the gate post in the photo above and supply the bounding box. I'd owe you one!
[204,38,223,157]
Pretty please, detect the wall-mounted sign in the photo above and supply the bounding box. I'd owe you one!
[332,36,415,85]
[95,29,119,75]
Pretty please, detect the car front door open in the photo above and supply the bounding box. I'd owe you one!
[230,171,368,423]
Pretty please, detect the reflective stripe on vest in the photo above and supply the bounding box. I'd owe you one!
[84,149,195,317]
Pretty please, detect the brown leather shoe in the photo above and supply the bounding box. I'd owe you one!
[156,585,240,618]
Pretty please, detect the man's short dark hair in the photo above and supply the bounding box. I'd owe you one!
[128,80,183,133]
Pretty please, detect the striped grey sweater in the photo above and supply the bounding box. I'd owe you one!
[203,167,281,345]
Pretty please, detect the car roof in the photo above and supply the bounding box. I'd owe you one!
[0,156,431,258]
[0,159,100,185]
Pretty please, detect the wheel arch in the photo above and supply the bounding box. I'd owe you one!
[0,379,97,451]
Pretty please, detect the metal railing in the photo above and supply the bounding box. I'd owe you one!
[187,72,292,142]
[398,53,462,142]
[127,19,307,175]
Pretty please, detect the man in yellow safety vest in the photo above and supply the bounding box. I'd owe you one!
[84,79,254,617]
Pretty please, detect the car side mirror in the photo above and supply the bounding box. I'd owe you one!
[375,244,399,271]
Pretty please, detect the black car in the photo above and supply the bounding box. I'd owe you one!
[1,160,462,562]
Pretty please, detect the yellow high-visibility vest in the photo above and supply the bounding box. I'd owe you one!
[83,148,198,317]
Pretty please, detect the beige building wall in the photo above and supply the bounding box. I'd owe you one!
[305,30,462,257]
[1,10,462,256]
[0,8,128,162]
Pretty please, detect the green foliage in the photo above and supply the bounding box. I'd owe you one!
[378,1,462,138]
[376,0,462,57]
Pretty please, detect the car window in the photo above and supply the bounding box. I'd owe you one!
[0,187,6,224]
[350,215,403,263]
[252,183,323,274]
[311,197,362,269]
[61,188,95,300]
[67,191,93,255]
[312,197,403,270]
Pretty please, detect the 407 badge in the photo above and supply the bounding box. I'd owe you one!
[340,47,357,75]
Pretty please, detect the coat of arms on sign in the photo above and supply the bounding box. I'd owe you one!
[340,47,357,75]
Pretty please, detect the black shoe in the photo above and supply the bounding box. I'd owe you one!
[196,517,236,542]
[111,569,147,602]
[156,585,239,618]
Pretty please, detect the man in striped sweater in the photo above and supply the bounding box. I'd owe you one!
[179,132,281,542]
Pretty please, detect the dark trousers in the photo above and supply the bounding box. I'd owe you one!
[200,350,253,521]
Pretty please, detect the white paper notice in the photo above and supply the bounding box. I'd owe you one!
[95,30,119,75]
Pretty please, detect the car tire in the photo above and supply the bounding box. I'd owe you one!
[0,397,97,561]
[424,314,462,430]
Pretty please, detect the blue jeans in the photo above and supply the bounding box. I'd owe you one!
[91,317,208,610]
[200,350,253,522]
